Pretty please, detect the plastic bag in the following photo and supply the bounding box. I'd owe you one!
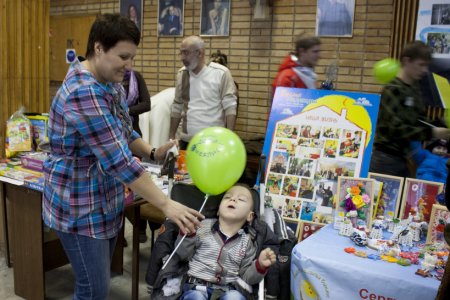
[6,107,32,157]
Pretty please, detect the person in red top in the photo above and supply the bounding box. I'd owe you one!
[272,34,321,103]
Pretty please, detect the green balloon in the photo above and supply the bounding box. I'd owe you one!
[186,127,246,195]
[373,58,400,84]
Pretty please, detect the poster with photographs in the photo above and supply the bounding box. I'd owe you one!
[368,173,404,220]
[399,178,444,223]
[426,204,450,244]
[298,221,325,242]
[334,177,375,230]
[416,0,450,58]
[262,88,380,225]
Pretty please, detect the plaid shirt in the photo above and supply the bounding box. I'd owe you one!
[43,59,146,239]
[373,77,432,156]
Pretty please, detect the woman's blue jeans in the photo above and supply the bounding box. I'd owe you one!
[55,230,118,300]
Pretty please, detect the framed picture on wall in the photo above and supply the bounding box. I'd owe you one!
[426,204,450,244]
[200,0,231,36]
[399,178,444,223]
[157,0,184,37]
[368,173,404,220]
[316,0,355,37]
[120,0,143,33]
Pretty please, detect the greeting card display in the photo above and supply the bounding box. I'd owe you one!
[399,178,444,223]
[368,173,404,220]
[334,177,375,230]
[262,88,380,226]
[426,204,450,244]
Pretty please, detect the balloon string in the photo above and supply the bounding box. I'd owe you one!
[161,194,209,270]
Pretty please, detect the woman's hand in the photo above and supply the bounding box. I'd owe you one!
[155,139,179,162]
[161,199,204,235]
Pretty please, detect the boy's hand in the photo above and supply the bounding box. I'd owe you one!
[258,248,276,268]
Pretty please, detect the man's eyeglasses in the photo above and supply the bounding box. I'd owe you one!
[179,49,198,56]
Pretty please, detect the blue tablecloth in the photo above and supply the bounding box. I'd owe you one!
[291,225,440,300]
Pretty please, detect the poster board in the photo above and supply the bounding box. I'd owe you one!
[262,88,380,226]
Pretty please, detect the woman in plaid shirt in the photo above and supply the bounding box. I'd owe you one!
[43,14,203,300]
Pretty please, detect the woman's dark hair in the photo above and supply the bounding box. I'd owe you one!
[85,13,140,58]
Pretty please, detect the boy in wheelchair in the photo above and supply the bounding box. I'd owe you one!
[146,184,284,300]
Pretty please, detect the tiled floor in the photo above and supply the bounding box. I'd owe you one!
[0,220,153,300]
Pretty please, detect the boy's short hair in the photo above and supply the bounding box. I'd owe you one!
[85,13,140,58]
[400,41,432,63]
[294,34,321,54]
[225,183,259,215]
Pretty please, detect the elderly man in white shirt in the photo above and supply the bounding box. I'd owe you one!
[169,35,238,150]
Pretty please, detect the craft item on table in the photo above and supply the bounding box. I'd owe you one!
[387,218,399,232]
[339,218,354,236]
[435,274,443,281]
[354,250,368,258]
[369,219,384,239]
[381,255,398,263]
[436,268,445,275]
[350,228,367,247]
[399,252,420,264]
[396,258,412,266]
[344,247,356,253]
[397,228,414,248]
[408,218,422,242]
[340,183,371,224]
[415,269,431,278]
[435,251,449,258]
[367,254,381,260]
[421,253,438,271]
[366,239,393,252]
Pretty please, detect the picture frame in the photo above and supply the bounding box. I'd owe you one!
[284,218,301,240]
[316,0,355,37]
[334,176,375,230]
[399,178,444,223]
[200,0,231,36]
[120,0,143,33]
[298,221,325,242]
[426,204,450,244]
[368,173,404,220]
[157,0,184,37]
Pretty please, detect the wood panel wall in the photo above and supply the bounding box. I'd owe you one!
[389,0,419,59]
[0,0,50,158]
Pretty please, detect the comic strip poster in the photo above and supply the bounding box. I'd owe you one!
[262,87,380,226]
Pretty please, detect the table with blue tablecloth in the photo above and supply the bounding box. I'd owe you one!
[291,225,441,300]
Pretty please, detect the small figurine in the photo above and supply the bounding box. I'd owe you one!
[387,218,399,233]
[350,228,368,247]
[397,228,413,247]
[408,217,421,242]
[415,269,431,278]
[370,219,384,239]
[421,253,438,272]
[339,218,354,236]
